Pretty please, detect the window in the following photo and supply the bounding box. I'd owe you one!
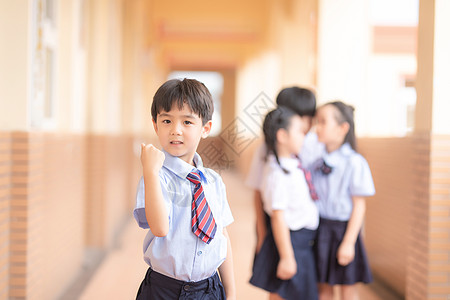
[30,0,58,129]
[366,0,418,136]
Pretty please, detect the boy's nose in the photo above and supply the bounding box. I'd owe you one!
[170,123,182,135]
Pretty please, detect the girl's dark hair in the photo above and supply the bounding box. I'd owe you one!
[151,78,214,125]
[328,101,357,151]
[276,87,316,117]
[263,106,297,173]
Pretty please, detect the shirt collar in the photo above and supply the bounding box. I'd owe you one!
[162,150,208,182]
[323,143,354,167]
[268,155,299,171]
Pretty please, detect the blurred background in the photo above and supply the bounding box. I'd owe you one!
[0,0,449,299]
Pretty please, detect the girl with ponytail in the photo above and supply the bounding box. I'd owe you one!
[312,101,375,300]
[250,106,319,300]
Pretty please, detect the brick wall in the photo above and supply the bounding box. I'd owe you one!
[40,134,86,299]
[84,135,107,248]
[7,133,86,300]
[359,137,415,297]
[1,132,446,299]
[0,132,10,299]
[8,133,42,299]
[428,135,450,298]
[0,132,141,299]
[360,134,450,299]
[407,133,431,299]
[85,134,141,249]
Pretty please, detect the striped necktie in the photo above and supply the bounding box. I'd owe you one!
[297,159,319,201]
[186,171,217,244]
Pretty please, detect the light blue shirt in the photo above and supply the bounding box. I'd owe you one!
[300,131,326,169]
[311,143,375,221]
[134,151,234,282]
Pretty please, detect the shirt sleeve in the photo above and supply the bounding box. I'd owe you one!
[133,177,148,228]
[218,177,234,227]
[261,168,289,212]
[349,155,376,197]
[245,143,266,190]
[133,175,172,229]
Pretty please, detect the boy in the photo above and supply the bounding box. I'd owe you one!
[245,87,324,254]
[134,78,236,300]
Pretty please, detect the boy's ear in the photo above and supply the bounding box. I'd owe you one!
[201,120,212,138]
[152,119,158,133]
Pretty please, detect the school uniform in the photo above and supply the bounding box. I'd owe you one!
[245,132,324,190]
[310,143,375,285]
[249,155,319,300]
[134,151,233,299]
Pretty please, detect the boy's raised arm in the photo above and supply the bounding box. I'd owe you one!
[141,143,169,237]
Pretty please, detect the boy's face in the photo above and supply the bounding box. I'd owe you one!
[153,103,212,165]
[301,116,313,134]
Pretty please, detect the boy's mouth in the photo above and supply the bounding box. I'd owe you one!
[170,141,183,144]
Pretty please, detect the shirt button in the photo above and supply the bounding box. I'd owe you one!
[197,251,202,256]
[184,285,190,291]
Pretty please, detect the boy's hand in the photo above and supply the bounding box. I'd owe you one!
[276,256,297,280]
[141,143,165,174]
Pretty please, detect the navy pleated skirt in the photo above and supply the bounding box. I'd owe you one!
[315,218,373,285]
[249,215,318,300]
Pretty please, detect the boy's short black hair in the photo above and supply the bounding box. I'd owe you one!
[151,78,214,125]
[276,87,316,117]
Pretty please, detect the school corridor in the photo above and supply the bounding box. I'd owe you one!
[1,0,450,299]
[64,170,401,300]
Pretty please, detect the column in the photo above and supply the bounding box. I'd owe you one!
[410,0,450,299]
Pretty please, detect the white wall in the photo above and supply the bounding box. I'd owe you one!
[317,0,371,135]
[0,1,30,131]
[366,55,416,136]
[236,51,281,136]
[433,0,450,134]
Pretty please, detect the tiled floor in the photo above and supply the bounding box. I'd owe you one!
[75,171,402,300]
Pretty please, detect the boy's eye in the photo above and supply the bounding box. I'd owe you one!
[184,120,193,125]
[162,119,171,124]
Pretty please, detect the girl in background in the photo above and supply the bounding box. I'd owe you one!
[250,106,319,300]
[311,101,375,300]
[245,87,322,255]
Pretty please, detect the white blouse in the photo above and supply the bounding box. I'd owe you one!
[261,155,319,231]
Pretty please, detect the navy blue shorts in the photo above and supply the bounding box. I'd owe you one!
[249,214,318,300]
[136,268,226,300]
[315,218,373,285]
